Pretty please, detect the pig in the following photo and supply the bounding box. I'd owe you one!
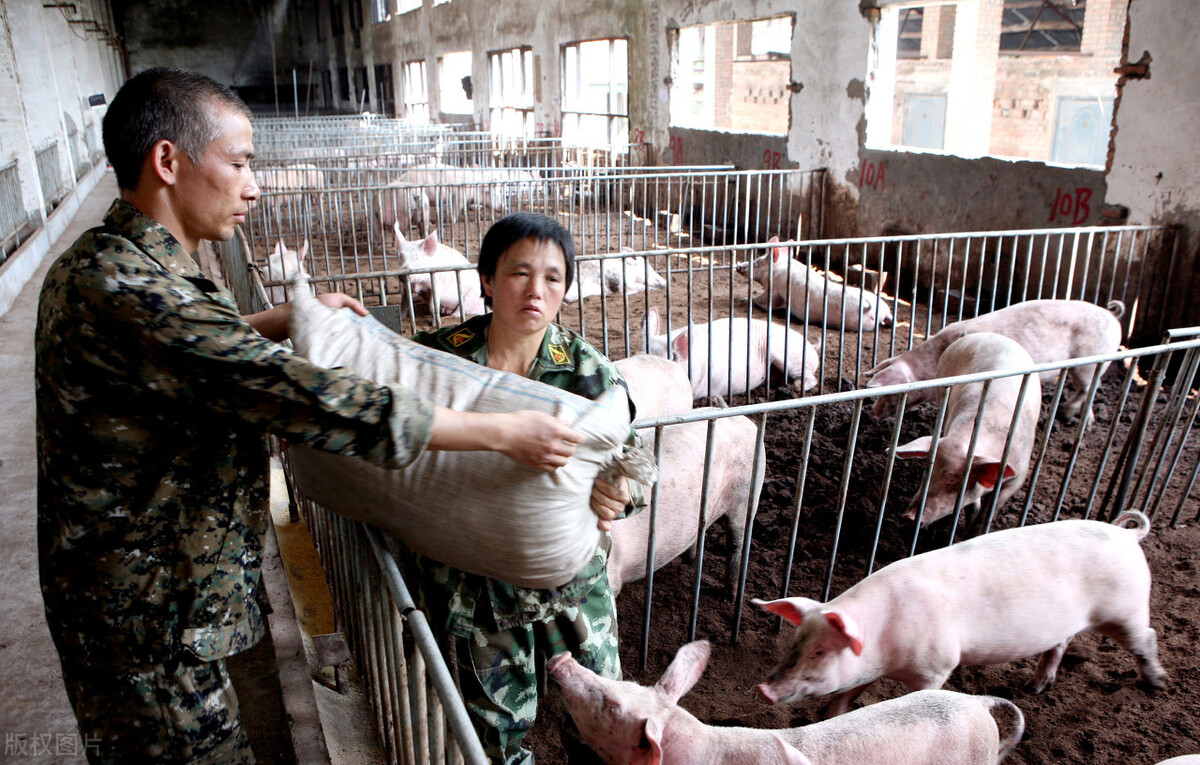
[643,307,820,399]
[614,354,693,420]
[736,236,894,331]
[257,163,325,221]
[375,183,432,239]
[393,223,486,319]
[265,240,307,305]
[893,333,1041,526]
[1156,758,1200,765]
[564,249,668,304]
[607,411,764,597]
[549,640,1025,765]
[866,299,1125,423]
[754,511,1167,717]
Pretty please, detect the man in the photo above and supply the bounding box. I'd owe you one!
[35,67,583,764]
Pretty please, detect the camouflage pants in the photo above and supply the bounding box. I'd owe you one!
[56,650,255,764]
[456,576,620,765]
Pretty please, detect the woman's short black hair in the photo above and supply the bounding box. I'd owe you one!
[477,213,575,307]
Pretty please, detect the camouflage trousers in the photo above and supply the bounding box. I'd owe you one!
[56,649,255,764]
[456,576,620,765]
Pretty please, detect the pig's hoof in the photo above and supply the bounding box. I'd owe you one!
[1028,678,1052,694]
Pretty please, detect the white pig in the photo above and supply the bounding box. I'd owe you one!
[643,307,820,398]
[265,239,307,305]
[614,355,693,420]
[736,236,894,331]
[866,299,1125,423]
[754,511,1167,717]
[607,411,764,596]
[393,223,486,318]
[549,640,1025,765]
[564,249,668,303]
[894,333,1041,526]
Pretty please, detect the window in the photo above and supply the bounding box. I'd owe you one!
[668,15,792,136]
[397,0,420,13]
[561,38,628,147]
[330,0,344,36]
[1052,96,1112,166]
[489,47,535,138]
[866,1,1117,166]
[439,51,474,116]
[1001,0,1085,52]
[402,60,430,122]
[371,0,390,24]
[375,64,395,115]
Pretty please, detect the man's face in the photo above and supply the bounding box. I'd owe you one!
[173,106,259,248]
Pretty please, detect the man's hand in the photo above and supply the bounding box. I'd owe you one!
[590,475,630,532]
[317,292,369,316]
[428,409,584,472]
[493,411,585,472]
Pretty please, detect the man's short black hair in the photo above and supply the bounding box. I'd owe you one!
[102,67,251,191]
[477,213,575,308]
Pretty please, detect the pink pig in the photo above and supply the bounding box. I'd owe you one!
[393,223,486,319]
[866,299,1124,423]
[754,512,1166,717]
[643,307,820,398]
[736,236,894,331]
[549,640,1025,764]
[894,333,1041,526]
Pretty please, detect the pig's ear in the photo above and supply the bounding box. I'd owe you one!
[670,331,690,362]
[774,734,815,765]
[299,240,309,261]
[895,436,933,459]
[273,240,285,257]
[972,457,1016,490]
[423,231,440,255]
[751,597,820,626]
[636,716,664,765]
[822,610,864,656]
[657,640,710,702]
[622,245,634,254]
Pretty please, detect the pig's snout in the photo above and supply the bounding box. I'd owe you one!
[547,652,574,675]
[757,682,780,704]
[880,314,894,328]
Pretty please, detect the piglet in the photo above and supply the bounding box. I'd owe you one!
[866,299,1124,423]
[754,511,1166,717]
[393,223,486,319]
[614,354,693,420]
[736,236,894,331]
[643,307,820,398]
[607,410,763,597]
[266,239,308,305]
[549,640,1025,765]
[565,249,668,303]
[894,333,1041,526]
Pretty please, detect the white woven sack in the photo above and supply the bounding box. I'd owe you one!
[288,278,632,588]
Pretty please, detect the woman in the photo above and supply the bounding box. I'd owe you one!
[411,212,643,765]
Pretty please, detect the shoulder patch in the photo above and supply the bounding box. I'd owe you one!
[448,329,475,347]
[548,344,570,365]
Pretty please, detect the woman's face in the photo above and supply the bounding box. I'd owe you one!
[481,237,568,336]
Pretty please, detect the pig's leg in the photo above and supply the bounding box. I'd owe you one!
[1102,622,1167,689]
[824,684,870,717]
[1031,640,1069,692]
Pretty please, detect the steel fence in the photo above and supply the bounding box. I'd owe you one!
[35,141,65,214]
[0,161,27,264]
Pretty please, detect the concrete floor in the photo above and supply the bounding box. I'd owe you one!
[0,172,381,764]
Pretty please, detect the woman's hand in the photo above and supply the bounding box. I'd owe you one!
[590,475,630,532]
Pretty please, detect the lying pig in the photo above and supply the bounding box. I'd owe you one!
[549,640,1025,765]
[564,249,668,303]
[265,239,307,305]
[754,511,1167,717]
[866,299,1125,423]
[736,236,894,331]
[894,333,1041,526]
[643,307,820,398]
[607,410,764,596]
[393,223,486,319]
[614,355,693,420]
